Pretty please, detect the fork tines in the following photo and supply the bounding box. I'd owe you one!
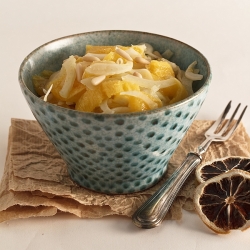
[208,101,248,137]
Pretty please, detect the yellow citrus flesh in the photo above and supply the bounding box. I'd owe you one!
[131,45,145,55]
[194,169,250,234]
[121,91,162,112]
[103,52,127,63]
[102,79,140,98]
[160,78,188,104]
[86,45,117,54]
[76,79,142,112]
[75,84,105,112]
[128,96,150,112]
[85,45,131,54]
[102,79,125,98]
[147,60,175,80]
[122,81,140,91]
[65,80,86,103]
[86,45,145,55]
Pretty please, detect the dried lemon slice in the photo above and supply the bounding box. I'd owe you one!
[194,169,250,234]
[196,156,250,183]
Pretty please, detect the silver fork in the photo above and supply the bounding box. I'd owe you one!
[132,101,248,229]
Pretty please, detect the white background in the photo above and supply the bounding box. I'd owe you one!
[0,0,250,249]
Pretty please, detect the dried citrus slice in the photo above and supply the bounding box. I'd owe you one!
[194,169,250,234]
[196,157,250,183]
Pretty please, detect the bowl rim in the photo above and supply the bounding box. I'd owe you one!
[18,30,212,117]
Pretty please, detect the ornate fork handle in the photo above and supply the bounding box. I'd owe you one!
[132,152,202,229]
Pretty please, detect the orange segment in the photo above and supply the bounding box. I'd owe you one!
[102,79,124,98]
[103,52,126,63]
[66,80,86,103]
[128,96,149,112]
[75,85,105,112]
[160,79,188,104]
[147,60,175,80]
[86,45,127,54]
[122,81,140,91]
[122,91,162,111]
[52,80,86,103]
[102,79,140,98]
[86,45,116,54]
[85,45,145,55]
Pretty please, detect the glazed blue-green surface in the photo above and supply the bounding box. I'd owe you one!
[19,30,211,194]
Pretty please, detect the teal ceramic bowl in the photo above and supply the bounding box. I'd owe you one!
[19,30,211,194]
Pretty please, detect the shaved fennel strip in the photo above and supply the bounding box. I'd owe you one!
[185,61,203,81]
[44,84,53,102]
[100,99,114,114]
[111,107,131,113]
[85,53,107,60]
[129,69,154,80]
[85,61,133,75]
[100,99,131,114]
[80,77,95,90]
[122,74,177,89]
[76,63,83,82]
[124,48,143,59]
[59,56,76,98]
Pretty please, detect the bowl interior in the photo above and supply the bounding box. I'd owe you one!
[20,30,210,100]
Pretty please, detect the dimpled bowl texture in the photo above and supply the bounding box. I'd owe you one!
[19,30,211,194]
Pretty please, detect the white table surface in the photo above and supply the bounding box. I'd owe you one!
[1,1,250,249]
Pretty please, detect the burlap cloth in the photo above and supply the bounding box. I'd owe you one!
[0,118,249,223]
